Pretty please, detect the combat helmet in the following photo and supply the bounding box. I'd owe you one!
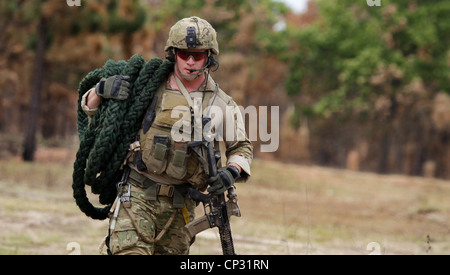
[165,16,219,61]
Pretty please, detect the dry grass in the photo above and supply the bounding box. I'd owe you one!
[227,159,450,254]
[1,148,449,255]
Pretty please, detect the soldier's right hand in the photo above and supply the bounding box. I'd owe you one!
[95,75,130,100]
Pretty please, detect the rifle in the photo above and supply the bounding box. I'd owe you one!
[185,117,241,255]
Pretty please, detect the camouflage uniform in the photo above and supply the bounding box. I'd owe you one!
[107,182,196,255]
[81,16,253,255]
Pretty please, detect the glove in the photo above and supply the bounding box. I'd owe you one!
[207,166,241,195]
[95,75,130,100]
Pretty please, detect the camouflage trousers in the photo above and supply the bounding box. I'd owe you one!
[107,182,196,255]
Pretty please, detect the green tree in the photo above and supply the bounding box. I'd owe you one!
[283,0,450,176]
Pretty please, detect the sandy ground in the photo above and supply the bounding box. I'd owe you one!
[1,147,449,255]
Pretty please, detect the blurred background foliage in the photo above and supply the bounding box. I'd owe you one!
[0,0,448,179]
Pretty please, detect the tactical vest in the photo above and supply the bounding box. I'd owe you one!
[131,81,215,189]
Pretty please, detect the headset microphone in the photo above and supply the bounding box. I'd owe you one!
[189,66,207,73]
[189,58,211,73]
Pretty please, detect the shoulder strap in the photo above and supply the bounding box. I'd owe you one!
[174,74,195,108]
[174,74,203,141]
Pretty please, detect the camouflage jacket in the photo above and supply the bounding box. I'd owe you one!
[81,74,253,186]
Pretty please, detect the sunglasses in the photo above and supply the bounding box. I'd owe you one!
[176,50,208,61]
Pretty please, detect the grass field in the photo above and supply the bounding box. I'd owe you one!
[1,147,449,255]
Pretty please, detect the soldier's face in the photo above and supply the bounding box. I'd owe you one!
[175,49,208,80]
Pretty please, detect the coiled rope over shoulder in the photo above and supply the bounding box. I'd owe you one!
[73,55,174,220]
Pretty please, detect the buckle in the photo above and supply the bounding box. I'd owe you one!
[157,184,175,197]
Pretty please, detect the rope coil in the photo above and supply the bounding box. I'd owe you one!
[72,55,174,220]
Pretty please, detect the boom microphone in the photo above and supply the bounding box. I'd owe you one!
[188,58,212,73]
[189,67,206,73]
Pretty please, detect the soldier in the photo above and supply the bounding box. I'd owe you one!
[80,16,253,255]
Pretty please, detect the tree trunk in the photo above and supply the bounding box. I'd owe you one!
[378,133,390,174]
[22,17,47,161]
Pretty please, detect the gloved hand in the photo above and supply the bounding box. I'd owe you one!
[95,75,130,100]
[207,166,241,195]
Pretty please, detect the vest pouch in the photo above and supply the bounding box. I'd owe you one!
[146,135,170,174]
[166,141,189,180]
